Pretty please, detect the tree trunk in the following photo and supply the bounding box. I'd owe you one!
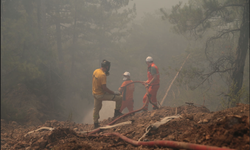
[37,0,41,32]
[1,0,4,44]
[55,4,64,73]
[40,0,53,104]
[71,0,77,77]
[40,0,47,46]
[230,0,249,107]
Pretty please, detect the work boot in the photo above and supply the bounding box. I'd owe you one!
[114,109,123,118]
[94,123,100,129]
[153,107,158,110]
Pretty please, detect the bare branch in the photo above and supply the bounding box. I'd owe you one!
[193,67,234,90]
[205,28,240,62]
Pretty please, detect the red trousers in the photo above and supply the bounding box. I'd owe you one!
[120,100,134,112]
[143,85,159,110]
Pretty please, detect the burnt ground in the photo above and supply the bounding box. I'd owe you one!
[1,103,249,150]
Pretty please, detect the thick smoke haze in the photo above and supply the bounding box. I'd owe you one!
[82,0,190,124]
[132,0,188,20]
[1,0,248,125]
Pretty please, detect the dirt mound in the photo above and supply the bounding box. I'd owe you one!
[150,115,249,149]
[1,103,249,150]
[52,140,94,150]
[187,115,249,149]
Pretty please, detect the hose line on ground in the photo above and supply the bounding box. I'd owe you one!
[102,132,235,150]
[88,81,153,136]
[86,81,235,150]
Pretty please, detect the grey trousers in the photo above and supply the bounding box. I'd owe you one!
[93,93,122,123]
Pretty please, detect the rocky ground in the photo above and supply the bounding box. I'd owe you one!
[1,103,249,150]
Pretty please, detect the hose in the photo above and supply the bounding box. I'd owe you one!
[24,127,55,137]
[88,81,154,136]
[118,81,159,109]
[87,81,236,150]
[102,132,235,150]
[77,121,132,134]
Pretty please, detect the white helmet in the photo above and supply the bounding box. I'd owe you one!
[123,71,130,80]
[146,56,153,62]
[123,71,130,76]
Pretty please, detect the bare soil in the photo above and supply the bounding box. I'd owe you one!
[1,103,249,150]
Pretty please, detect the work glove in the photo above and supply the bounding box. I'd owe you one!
[114,91,121,95]
[144,83,149,88]
[143,81,149,87]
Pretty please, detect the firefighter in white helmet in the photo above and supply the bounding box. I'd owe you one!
[143,56,160,111]
[118,72,135,113]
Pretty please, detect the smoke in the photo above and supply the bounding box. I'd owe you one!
[82,101,115,124]
[82,84,148,124]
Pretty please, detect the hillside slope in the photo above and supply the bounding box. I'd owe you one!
[1,103,249,150]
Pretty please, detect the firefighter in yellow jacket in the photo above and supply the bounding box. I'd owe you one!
[92,59,123,128]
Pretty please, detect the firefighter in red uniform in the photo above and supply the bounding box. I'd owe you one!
[143,56,160,111]
[118,72,135,113]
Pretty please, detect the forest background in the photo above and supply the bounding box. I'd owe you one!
[1,0,249,125]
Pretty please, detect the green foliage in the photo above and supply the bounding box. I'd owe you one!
[169,2,205,35]
[220,83,249,108]
[1,100,27,122]
[2,0,247,124]
[163,0,245,39]
[1,0,136,123]
[162,0,249,111]
[177,66,205,87]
